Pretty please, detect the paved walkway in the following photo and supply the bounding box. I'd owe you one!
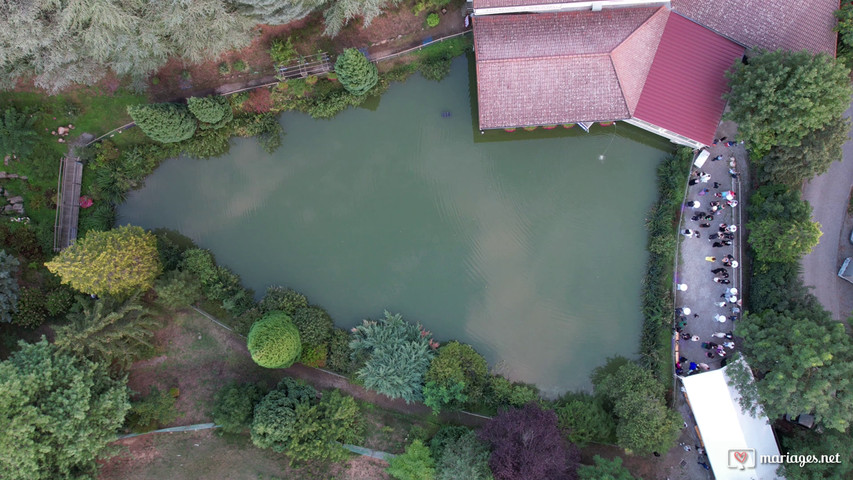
[674,125,745,375]
[667,121,747,480]
[801,98,853,322]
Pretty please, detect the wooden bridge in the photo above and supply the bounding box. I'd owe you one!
[276,52,332,80]
[53,155,83,251]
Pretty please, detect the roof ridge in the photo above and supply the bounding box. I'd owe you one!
[607,55,632,122]
[610,5,669,54]
[477,52,613,63]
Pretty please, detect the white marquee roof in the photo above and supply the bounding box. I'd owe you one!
[680,360,783,480]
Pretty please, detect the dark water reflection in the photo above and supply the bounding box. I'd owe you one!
[119,57,672,394]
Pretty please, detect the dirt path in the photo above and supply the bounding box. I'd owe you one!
[187,307,490,428]
[801,96,853,322]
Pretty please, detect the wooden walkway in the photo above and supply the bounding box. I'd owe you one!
[53,155,83,251]
[276,52,332,80]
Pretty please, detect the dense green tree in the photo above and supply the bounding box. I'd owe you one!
[126,386,178,432]
[724,49,851,156]
[429,425,471,460]
[435,430,493,480]
[0,249,20,323]
[212,382,265,434]
[53,296,159,368]
[11,286,47,328]
[259,285,308,314]
[593,360,680,455]
[286,390,364,463]
[778,428,853,480]
[187,96,233,129]
[423,380,467,415]
[247,312,303,368]
[555,393,616,446]
[128,103,197,143]
[747,219,821,263]
[487,375,539,408]
[747,185,821,263]
[251,378,317,451]
[732,310,853,432]
[291,305,334,346]
[350,311,436,403]
[334,48,379,95]
[326,328,355,374]
[0,0,252,92]
[578,455,636,480]
[45,225,161,297]
[426,341,489,406]
[230,0,326,26]
[0,107,39,160]
[748,184,814,225]
[180,248,253,312]
[387,440,436,480]
[0,339,131,480]
[154,270,202,308]
[756,116,850,185]
[323,0,402,36]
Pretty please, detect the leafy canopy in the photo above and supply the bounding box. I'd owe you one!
[592,359,681,455]
[334,48,379,96]
[127,103,198,143]
[756,117,850,185]
[724,49,851,157]
[247,312,303,369]
[45,225,161,297]
[187,96,233,129]
[387,440,436,480]
[747,185,821,263]
[0,107,39,160]
[578,455,637,480]
[0,339,131,480]
[479,403,580,480]
[212,382,265,434]
[0,0,252,92]
[434,430,493,480]
[251,378,317,452]
[426,341,489,406]
[324,0,402,36]
[0,249,20,323]
[733,310,853,432]
[53,295,159,369]
[350,311,436,403]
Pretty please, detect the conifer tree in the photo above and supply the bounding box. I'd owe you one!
[334,48,378,95]
[45,225,161,297]
[127,103,197,143]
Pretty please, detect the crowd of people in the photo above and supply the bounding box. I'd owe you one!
[674,149,742,377]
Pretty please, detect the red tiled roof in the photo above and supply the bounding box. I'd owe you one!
[477,56,628,128]
[671,0,839,55]
[474,0,584,11]
[633,13,745,145]
[474,8,662,129]
[611,7,669,113]
[474,9,656,59]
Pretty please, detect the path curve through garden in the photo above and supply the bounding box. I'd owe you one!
[190,306,491,428]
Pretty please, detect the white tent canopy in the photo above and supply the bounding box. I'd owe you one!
[681,360,783,480]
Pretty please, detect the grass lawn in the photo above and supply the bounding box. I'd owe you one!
[100,429,391,480]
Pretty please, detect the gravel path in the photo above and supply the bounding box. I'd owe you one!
[801,98,853,322]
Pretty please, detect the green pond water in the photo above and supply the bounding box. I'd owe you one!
[118,57,672,394]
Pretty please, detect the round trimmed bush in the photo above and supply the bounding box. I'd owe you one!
[247,312,302,368]
[427,13,440,28]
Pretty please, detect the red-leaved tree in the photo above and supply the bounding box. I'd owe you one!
[479,403,580,480]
